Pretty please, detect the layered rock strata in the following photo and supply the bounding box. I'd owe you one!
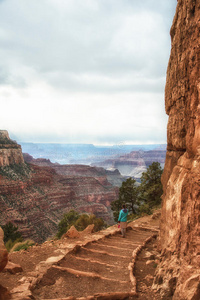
[155,1,200,299]
[23,153,125,187]
[0,131,24,167]
[0,133,119,243]
[0,164,118,243]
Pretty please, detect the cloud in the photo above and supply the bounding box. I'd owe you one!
[0,0,176,144]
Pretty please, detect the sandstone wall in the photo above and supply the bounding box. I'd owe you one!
[0,227,8,272]
[0,130,24,167]
[155,1,200,299]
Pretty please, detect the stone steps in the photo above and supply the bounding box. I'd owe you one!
[31,227,156,299]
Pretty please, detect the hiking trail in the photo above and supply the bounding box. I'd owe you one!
[0,212,162,300]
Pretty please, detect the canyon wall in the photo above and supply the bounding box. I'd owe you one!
[0,131,24,167]
[154,0,200,299]
[23,154,125,187]
[0,134,118,243]
[0,164,118,243]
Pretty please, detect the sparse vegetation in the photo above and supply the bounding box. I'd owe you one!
[75,213,105,232]
[10,239,35,252]
[138,162,163,212]
[1,221,22,244]
[5,238,23,252]
[111,177,139,222]
[56,209,107,238]
[57,210,79,238]
[111,162,163,221]
[0,163,32,180]
[1,221,35,252]
[0,137,17,145]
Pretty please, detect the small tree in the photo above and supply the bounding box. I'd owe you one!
[75,214,105,232]
[57,210,79,238]
[57,210,106,238]
[111,177,139,222]
[139,162,163,210]
[2,222,22,243]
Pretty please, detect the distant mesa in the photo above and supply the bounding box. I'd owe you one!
[92,149,166,179]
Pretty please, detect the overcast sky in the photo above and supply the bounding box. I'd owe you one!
[0,0,177,145]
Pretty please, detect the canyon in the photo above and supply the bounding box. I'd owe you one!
[0,131,119,243]
[93,149,166,180]
[20,142,166,166]
[153,0,200,299]
[1,1,200,298]
[23,153,125,187]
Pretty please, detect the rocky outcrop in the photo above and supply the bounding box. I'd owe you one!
[0,131,24,167]
[63,224,94,238]
[154,1,200,299]
[0,227,8,272]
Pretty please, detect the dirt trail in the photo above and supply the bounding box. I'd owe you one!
[0,213,162,300]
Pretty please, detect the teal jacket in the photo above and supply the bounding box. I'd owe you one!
[118,208,128,222]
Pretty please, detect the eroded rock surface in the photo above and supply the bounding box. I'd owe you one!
[155,1,200,299]
[0,131,24,167]
[0,227,11,300]
[0,227,8,272]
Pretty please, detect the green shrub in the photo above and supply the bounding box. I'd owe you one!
[74,214,106,232]
[56,210,80,238]
[5,237,23,252]
[2,222,22,243]
[56,210,107,238]
[0,163,32,180]
[138,203,152,216]
[10,239,35,252]
[111,162,163,221]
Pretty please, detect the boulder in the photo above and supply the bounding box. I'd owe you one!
[0,227,8,272]
[0,285,11,300]
[64,225,80,239]
[82,224,95,235]
[4,261,23,274]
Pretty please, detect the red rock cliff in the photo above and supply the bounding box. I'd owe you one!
[0,130,24,166]
[154,1,200,299]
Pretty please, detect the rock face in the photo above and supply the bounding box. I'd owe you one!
[0,131,24,167]
[0,227,8,272]
[155,1,200,299]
